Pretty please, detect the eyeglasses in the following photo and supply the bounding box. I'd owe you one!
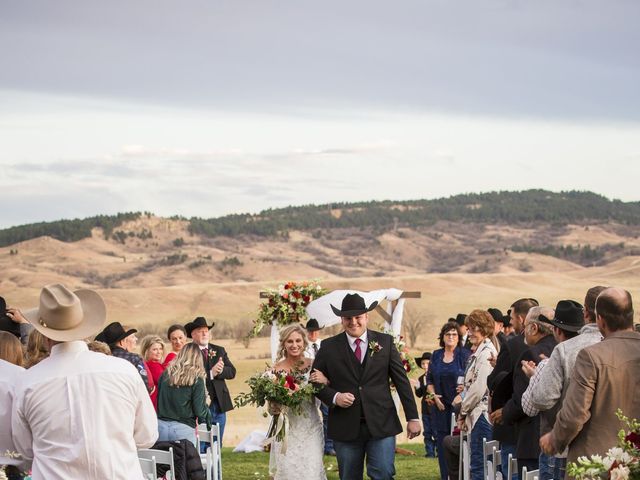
[444,333,458,337]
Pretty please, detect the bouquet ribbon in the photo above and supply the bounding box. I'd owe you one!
[264,408,290,454]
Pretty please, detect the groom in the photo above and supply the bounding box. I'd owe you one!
[312,293,421,480]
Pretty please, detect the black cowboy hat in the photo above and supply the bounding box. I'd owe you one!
[0,296,21,339]
[539,300,584,333]
[331,293,378,317]
[185,316,215,338]
[454,313,467,326]
[414,351,432,365]
[95,321,137,345]
[304,318,324,332]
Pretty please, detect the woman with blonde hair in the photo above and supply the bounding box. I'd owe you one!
[24,329,49,368]
[459,309,499,480]
[157,342,211,447]
[140,334,165,410]
[0,331,24,367]
[269,323,328,480]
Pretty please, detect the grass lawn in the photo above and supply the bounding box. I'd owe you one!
[222,443,441,479]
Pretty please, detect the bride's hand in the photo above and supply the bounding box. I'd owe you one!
[310,369,329,385]
[268,401,283,415]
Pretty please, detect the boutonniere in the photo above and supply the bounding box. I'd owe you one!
[208,347,217,358]
[369,341,382,357]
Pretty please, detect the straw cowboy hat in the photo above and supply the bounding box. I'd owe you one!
[24,284,106,342]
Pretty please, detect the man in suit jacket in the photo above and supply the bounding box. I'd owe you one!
[312,293,420,480]
[540,288,640,469]
[185,316,236,445]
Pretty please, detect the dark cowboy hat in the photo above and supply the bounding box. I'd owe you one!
[95,321,136,345]
[487,308,503,324]
[539,300,584,333]
[0,296,21,339]
[454,313,467,326]
[185,316,215,338]
[331,293,378,317]
[414,351,432,365]
[304,318,323,332]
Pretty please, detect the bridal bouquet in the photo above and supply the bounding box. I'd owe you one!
[567,410,640,480]
[234,366,317,442]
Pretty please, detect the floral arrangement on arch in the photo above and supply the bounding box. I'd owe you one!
[250,281,327,338]
[392,333,419,376]
[567,409,639,480]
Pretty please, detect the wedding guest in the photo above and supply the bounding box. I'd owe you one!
[427,321,471,480]
[502,306,556,475]
[0,330,24,367]
[488,308,509,350]
[141,334,166,410]
[303,318,335,456]
[157,343,211,448]
[2,302,33,345]
[163,324,187,366]
[453,314,472,350]
[487,297,538,475]
[459,310,498,480]
[540,288,640,468]
[412,351,437,458]
[1,342,27,479]
[12,284,158,479]
[24,329,49,368]
[86,340,111,355]
[95,321,152,393]
[185,316,236,445]
[522,299,587,480]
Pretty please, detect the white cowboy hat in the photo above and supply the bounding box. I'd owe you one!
[24,284,106,341]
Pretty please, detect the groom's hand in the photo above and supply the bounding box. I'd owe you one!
[335,392,355,408]
[407,420,421,439]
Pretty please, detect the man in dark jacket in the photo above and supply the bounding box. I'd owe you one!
[487,297,538,476]
[185,316,236,445]
[501,306,557,474]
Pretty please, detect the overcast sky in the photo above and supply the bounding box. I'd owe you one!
[1,0,639,229]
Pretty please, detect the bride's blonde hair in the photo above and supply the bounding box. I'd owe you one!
[276,324,309,363]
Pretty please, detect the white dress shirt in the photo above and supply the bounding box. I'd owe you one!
[304,339,322,359]
[345,331,368,363]
[0,359,25,468]
[12,341,158,480]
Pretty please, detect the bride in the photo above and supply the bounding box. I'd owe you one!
[269,324,328,480]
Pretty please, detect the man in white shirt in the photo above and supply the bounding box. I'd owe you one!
[303,318,323,359]
[11,284,158,480]
[1,358,26,478]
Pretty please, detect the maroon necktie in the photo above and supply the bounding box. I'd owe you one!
[354,338,362,363]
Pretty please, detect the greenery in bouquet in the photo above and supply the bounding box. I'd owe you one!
[249,281,327,338]
[567,409,640,480]
[233,365,318,442]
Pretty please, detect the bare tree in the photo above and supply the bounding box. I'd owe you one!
[402,307,432,348]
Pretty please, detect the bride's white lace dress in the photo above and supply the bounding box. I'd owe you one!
[269,375,326,480]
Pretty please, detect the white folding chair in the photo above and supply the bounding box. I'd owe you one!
[522,467,539,480]
[490,449,503,480]
[482,439,500,480]
[138,456,157,480]
[506,454,518,480]
[450,411,456,435]
[458,430,470,480]
[197,424,221,480]
[139,447,175,480]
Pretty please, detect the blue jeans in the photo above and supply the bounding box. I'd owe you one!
[158,419,197,448]
[333,423,396,480]
[539,453,566,480]
[422,413,437,457]
[469,415,492,480]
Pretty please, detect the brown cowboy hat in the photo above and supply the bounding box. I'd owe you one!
[24,284,106,342]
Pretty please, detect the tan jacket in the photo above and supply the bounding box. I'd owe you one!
[550,330,640,471]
